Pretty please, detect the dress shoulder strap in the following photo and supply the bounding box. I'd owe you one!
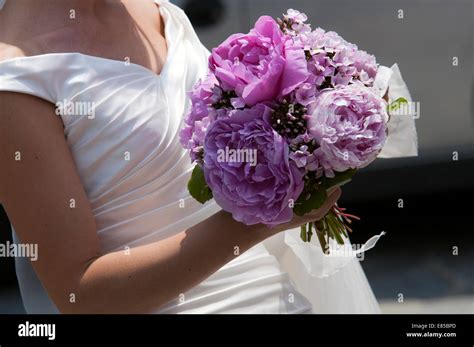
[0,54,99,105]
[0,53,148,106]
[0,55,64,104]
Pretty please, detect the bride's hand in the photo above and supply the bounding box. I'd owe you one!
[262,187,342,236]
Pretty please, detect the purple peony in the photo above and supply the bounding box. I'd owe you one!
[209,16,308,106]
[307,84,388,177]
[203,104,304,226]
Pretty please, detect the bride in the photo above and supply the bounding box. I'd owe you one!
[0,0,413,314]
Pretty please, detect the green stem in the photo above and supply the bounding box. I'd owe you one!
[300,223,307,242]
[315,222,329,254]
[307,222,313,242]
[325,213,345,245]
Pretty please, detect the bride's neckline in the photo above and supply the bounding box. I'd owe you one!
[0,0,171,79]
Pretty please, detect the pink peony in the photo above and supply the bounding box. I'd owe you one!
[209,16,308,106]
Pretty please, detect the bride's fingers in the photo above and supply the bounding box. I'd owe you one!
[302,187,342,222]
[268,188,342,234]
[327,186,341,196]
[327,186,342,204]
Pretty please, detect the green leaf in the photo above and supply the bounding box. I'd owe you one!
[294,187,328,216]
[322,169,357,190]
[387,97,408,112]
[187,165,213,204]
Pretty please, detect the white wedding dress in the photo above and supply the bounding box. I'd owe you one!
[0,0,417,314]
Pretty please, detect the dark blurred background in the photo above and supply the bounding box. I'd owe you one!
[1,0,473,313]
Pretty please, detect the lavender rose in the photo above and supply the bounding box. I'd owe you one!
[203,104,304,226]
[307,84,388,176]
[209,16,308,106]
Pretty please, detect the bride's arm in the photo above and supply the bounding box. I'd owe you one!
[0,93,341,314]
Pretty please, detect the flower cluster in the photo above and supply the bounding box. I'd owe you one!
[180,9,388,245]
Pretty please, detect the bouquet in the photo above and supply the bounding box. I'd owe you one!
[180,9,406,253]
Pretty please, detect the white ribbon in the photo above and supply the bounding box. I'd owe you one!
[283,229,386,278]
[376,63,419,158]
